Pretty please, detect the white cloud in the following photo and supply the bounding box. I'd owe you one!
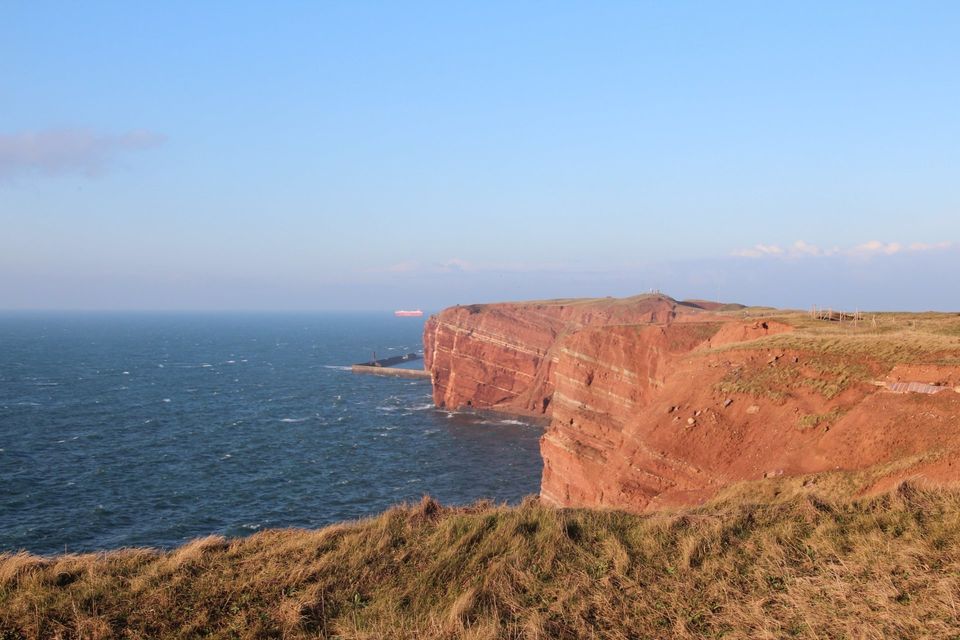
[849,240,903,256]
[364,258,476,275]
[0,128,165,180]
[733,239,954,259]
[382,261,420,273]
[908,241,953,252]
[731,243,786,258]
[791,240,828,256]
[437,258,473,272]
[361,257,575,276]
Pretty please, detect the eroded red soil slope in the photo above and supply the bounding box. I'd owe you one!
[424,295,960,510]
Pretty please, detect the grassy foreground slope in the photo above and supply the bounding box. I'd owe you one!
[3,478,960,639]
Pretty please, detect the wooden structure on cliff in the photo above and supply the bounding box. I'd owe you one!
[810,306,864,325]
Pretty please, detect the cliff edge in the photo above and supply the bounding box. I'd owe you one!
[424,294,960,510]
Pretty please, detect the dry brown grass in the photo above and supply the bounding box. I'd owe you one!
[715,354,875,402]
[708,310,960,404]
[2,486,960,639]
[720,310,960,366]
[796,408,847,429]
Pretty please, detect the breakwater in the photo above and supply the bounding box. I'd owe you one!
[351,352,430,378]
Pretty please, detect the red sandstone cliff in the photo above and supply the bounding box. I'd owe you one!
[424,295,960,511]
[423,295,714,414]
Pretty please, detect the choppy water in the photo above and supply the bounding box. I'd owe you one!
[0,313,543,555]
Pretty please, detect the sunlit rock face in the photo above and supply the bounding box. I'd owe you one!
[423,295,687,414]
[425,295,960,511]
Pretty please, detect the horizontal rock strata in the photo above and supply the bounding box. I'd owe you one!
[424,295,960,510]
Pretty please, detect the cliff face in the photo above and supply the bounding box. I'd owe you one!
[423,295,707,414]
[541,322,725,509]
[424,295,960,511]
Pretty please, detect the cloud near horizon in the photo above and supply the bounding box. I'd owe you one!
[373,259,477,274]
[367,257,579,276]
[732,240,954,259]
[0,128,165,181]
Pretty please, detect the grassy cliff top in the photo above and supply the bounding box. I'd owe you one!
[3,476,960,639]
[723,309,960,367]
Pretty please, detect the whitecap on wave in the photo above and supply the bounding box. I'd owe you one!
[279,417,309,423]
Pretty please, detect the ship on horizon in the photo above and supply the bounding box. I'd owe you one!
[394,309,424,317]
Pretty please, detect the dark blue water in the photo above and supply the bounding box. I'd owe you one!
[0,313,543,555]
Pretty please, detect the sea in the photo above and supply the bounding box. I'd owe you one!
[0,312,544,555]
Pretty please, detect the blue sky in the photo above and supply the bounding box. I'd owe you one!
[1,1,958,311]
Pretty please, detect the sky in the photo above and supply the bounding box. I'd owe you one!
[1,1,958,311]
